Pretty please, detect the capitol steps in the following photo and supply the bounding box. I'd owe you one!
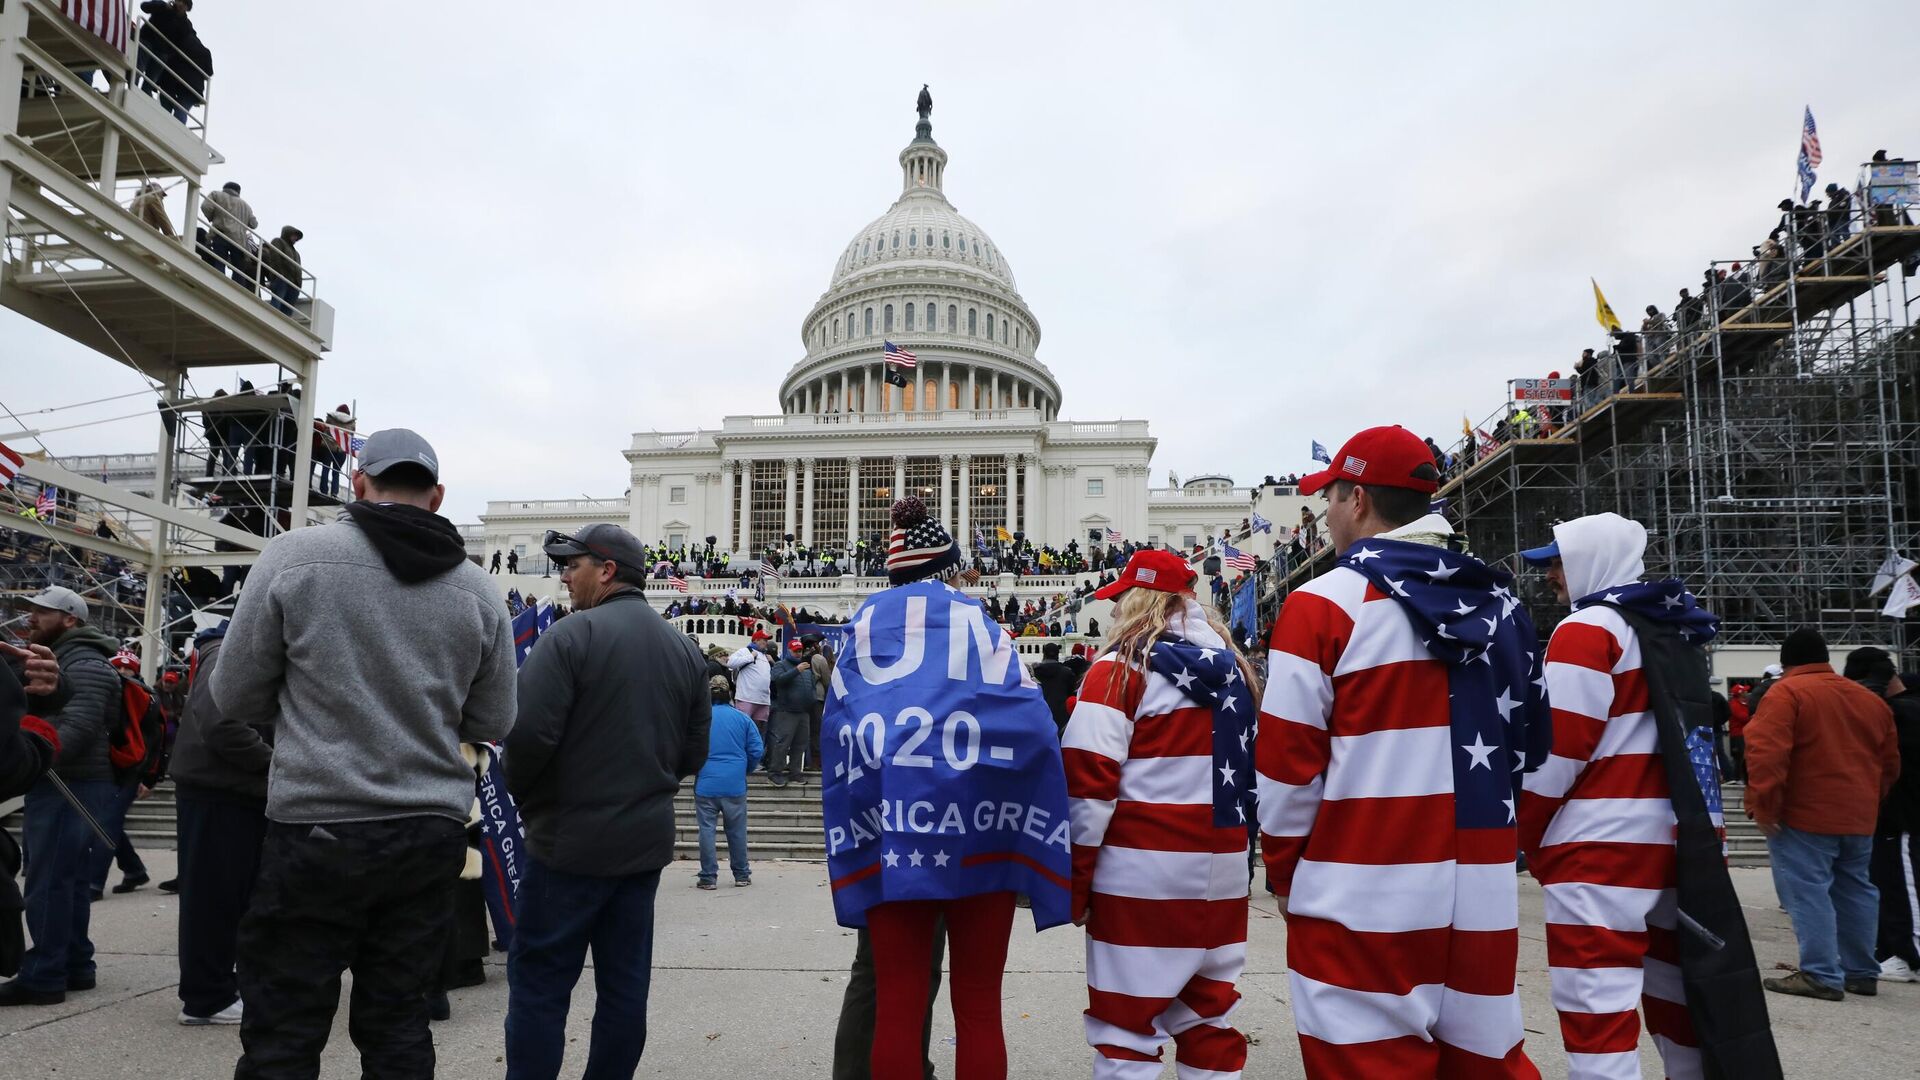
[17,779,1764,868]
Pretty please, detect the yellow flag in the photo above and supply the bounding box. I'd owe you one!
[1591,278,1622,333]
[995,526,1012,542]
[1461,415,1474,440]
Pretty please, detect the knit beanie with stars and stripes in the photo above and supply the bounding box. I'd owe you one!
[885,496,961,585]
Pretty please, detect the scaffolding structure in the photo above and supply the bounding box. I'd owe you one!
[1,0,339,673]
[1276,159,1920,668]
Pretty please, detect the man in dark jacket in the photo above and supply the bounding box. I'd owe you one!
[1843,648,1920,983]
[1,587,122,1007]
[505,523,708,1079]
[766,639,815,787]
[170,624,271,1025]
[1032,642,1078,735]
[261,226,303,314]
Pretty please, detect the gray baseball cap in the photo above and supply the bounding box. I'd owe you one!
[25,585,89,622]
[357,428,440,482]
[543,523,648,573]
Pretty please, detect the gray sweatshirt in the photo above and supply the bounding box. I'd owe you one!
[212,517,516,824]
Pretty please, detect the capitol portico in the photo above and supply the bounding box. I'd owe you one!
[471,93,1299,573]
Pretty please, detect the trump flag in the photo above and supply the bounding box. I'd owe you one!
[822,580,1072,930]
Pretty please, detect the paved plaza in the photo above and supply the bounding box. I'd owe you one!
[0,853,1912,1079]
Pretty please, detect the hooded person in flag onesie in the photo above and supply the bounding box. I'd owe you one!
[1518,513,1782,1080]
[1064,547,1261,1079]
[1257,426,1552,1079]
[821,496,1071,1080]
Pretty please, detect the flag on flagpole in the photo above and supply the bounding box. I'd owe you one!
[1869,553,1917,597]
[1461,415,1474,442]
[883,341,918,369]
[35,487,57,518]
[973,527,990,553]
[1223,544,1258,572]
[1250,514,1272,535]
[1797,106,1822,203]
[995,525,1012,543]
[0,440,22,485]
[1311,440,1332,465]
[1104,527,1123,542]
[1592,278,1622,332]
[669,575,690,593]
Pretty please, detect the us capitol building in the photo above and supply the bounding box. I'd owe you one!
[470,93,1300,575]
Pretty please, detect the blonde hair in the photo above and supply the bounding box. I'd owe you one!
[1102,588,1261,702]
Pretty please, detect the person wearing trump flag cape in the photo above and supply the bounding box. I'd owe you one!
[1257,426,1552,1078]
[821,497,1070,1080]
[1518,513,1782,1080]
[1063,547,1261,1079]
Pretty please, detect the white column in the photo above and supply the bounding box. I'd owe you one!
[893,454,907,508]
[801,458,816,545]
[957,455,972,550]
[1006,455,1019,536]
[840,370,849,415]
[847,458,861,546]
[783,458,798,539]
[720,461,736,552]
[864,367,873,416]
[990,371,1000,411]
[967,366,977,411]
[1019,455,1034,539]
[939,454,953,525]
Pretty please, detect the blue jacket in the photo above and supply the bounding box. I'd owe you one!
[696,702,765,798]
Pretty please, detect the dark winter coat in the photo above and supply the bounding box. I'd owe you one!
[1032,659,1079,734]
[169,635,272,801]
[769,656,816,713]
[47,626,121,782]
[507,589,709,876]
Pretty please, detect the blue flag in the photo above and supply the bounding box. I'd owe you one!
[1250,512,1273,534]
[1311,440,1332,465]
[511,604,541,666]
[1230,575,1259,641]
[474,744,526,949]
[822,580,1072,929]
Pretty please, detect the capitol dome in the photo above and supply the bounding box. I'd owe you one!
[780,93,1059,420]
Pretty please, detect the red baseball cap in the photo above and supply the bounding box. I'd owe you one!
[1094,548,1198,600]
[1297,425,1440,497]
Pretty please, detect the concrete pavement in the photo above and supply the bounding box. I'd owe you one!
[1,852,1913,1078]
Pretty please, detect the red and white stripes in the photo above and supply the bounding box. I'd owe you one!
[1066,611,1249,1080]
[1518,605,1702,1080]
[1257,566,1538,1078]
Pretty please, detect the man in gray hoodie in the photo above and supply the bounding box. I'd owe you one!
[213,428,515,1078]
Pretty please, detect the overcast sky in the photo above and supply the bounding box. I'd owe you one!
[8,1,1917,523]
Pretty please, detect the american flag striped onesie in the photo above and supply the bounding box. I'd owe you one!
[1518,605,1713,1080]
[1065,609,1251,1079]
[1257,550,1544,1079]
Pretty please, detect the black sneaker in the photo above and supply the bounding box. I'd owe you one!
[0,981,64,1007]
[157,878,179,895]
[426,991,450,1023]
[1845,978,1878,996]
[112,874,150,895]
[66,974,95,992]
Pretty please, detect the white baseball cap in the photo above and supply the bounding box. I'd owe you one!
[25,585,88,622]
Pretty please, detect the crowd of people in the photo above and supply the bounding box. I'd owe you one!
[1,422,1914,1080]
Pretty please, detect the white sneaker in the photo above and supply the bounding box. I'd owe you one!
[1879,956,1920,983]
[179,1000,243,1026]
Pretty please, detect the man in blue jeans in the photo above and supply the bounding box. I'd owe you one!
[507,524,709,1079]
[1746,628,1900,1001]
[695,674,762,890]
[1,587,123,1007]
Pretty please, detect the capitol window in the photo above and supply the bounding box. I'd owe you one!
[985,312,994,339]
[893,231,901,249]
[1087,479,1105,497]
[865,308,874,336]
[884,304,894,332]
[669,486,686,504]
[943,232,951,249]
[908,231,917,248]
[948,305,957,332]
[862,240,869,257]
[904,303,915,330]
[968,308,977,336]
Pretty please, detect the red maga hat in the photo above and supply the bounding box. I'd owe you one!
[1297,425,1440,496]
[1093,548,1198,600]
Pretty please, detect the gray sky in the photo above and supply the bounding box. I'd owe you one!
[8,0,1916,523]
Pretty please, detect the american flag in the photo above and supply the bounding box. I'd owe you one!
[36,486,57,518]
[1103,527,1123,542]
[1798,106,1822,201]
[349,434,367,455]
[317,420,351,452]
[883,341,918,369]
[759,554,781,580]
[1222,543,1257,572]
[63,0,129,54]
[0,440,22,485]
[668,574,690,593]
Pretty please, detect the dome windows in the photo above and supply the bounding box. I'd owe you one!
[943,232,951,249]
[904,303,915,331]
[968,308,978,336]
[884,304,894,333]
[892,231,901,250]
[948,304,957,332]
[861,240,869,258]
[985,312,994,340]
[908,231,917,248]
[865,307,874,336]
